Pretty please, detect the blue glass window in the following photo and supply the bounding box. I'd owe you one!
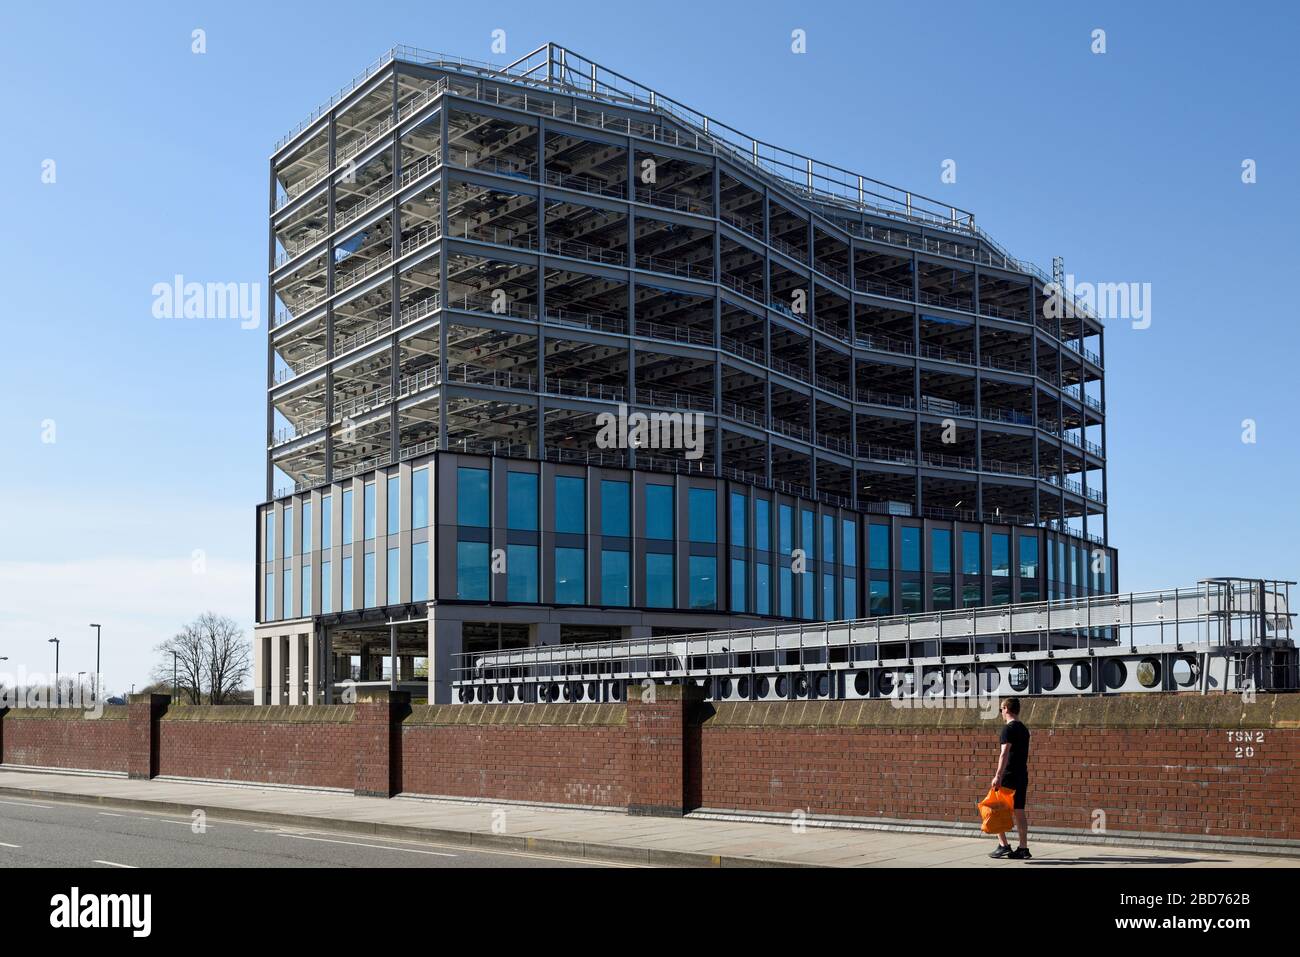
[601,480,630,537]
[342,556,354,611]
[869,524,889,570]
[555,547,585,604]
[264,572,273,620]
[1019,536,1039,578]
[779,505,793,555]
[412,469,429,529]
[822,573,835,619]
[901,579,922,613]
[992,534,1010,577]
[411,543,428,602]
[457,468,489,527]
[387,475,400,536]
[822,514,834,563]
[779,566,793,617]
[555,476,586,533]
[870,579,890,616]
[801,509,815,560]
[755,499,771,551]
[756,561,771,615]
[689,556,717,609]
[321,494,332,549]
[900,527,921,573]
[801,570,815,620]
[931,529,952,574]
[963,582,982,607]
[363,552,376,607]
[507,472,538,531]
[843,576,857,618]
[507,544,538,602]
[962,530,981,575]
[646,553,673,608]
[688,488,716,543]
[363,483,376,540]
[730,558,746,612]
[302,502,313,553]
[842,519,856,566]
[456,542,489,600]
[601,550,630,606]
[342,489,354,545]
[321,560,332,613]
[387,547,399,604]
[264,511,273,562]
[283,506,293,558]
[301,566,312,616]
[645,485,674,540]
[730,493,747,548]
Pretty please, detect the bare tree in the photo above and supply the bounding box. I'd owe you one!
[151,612,250,704]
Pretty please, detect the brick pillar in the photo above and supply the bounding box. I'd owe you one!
[127,693,170,780]
[354,688,408,798]
[0,706,8,763]
[626,681,705,817]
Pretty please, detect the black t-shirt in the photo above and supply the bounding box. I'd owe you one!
[999,719,1030,781]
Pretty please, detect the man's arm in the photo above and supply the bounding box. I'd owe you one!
[991,743,1010,789]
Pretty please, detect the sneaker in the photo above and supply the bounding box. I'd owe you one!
[1009,847,1032,860]
[988,844,1013,859]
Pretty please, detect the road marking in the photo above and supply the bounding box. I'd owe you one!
[0,799,53,809]
[92,860,136,868]
[255,828,635,867]
[98,812,128,818]
[0,842,21,848]
[272,833,457,857]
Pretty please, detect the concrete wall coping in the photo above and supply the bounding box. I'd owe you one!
[402,703,626,727]
[159,705,354,724]
[703,694,1300,729]
[1,706,128,721]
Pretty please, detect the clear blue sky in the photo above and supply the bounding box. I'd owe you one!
[1,0,1296,693]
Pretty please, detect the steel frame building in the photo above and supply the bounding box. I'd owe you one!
[254,44,1115,705]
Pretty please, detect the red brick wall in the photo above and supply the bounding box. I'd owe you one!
[697,723,1300,842]
[400,720,630,808]
[0,712,129,773]
[3,695,1298,845]
[157,709,353,791]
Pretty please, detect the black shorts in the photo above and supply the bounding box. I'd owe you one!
[1003,777,1028,809]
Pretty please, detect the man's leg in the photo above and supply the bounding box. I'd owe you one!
[1014,809,1028,848]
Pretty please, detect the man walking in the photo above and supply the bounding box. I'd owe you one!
[989,696,1031,860]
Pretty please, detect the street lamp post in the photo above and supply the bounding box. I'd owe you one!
[89,624,102,699]
[48,637,60,702]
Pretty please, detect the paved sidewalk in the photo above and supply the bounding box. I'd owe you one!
[0,769,1293,868]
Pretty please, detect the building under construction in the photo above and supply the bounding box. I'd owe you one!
[254,44,1117,705]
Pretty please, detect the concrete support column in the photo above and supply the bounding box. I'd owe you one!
[306,630,319,705]
[534,622,561,646]
[428,617,460,704]
[269,635,285,705]
[388,624,398,690]
[253,635,266,706]
[127,693,170,780]
[288,633,303,705]
[625,681,705,817]
[354,688,409,798]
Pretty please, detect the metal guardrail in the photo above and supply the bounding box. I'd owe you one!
[453,578,1297,702]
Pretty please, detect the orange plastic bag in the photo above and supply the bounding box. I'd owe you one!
[978,786,1016,834]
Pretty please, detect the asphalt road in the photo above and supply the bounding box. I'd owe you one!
[0,796,623,868]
